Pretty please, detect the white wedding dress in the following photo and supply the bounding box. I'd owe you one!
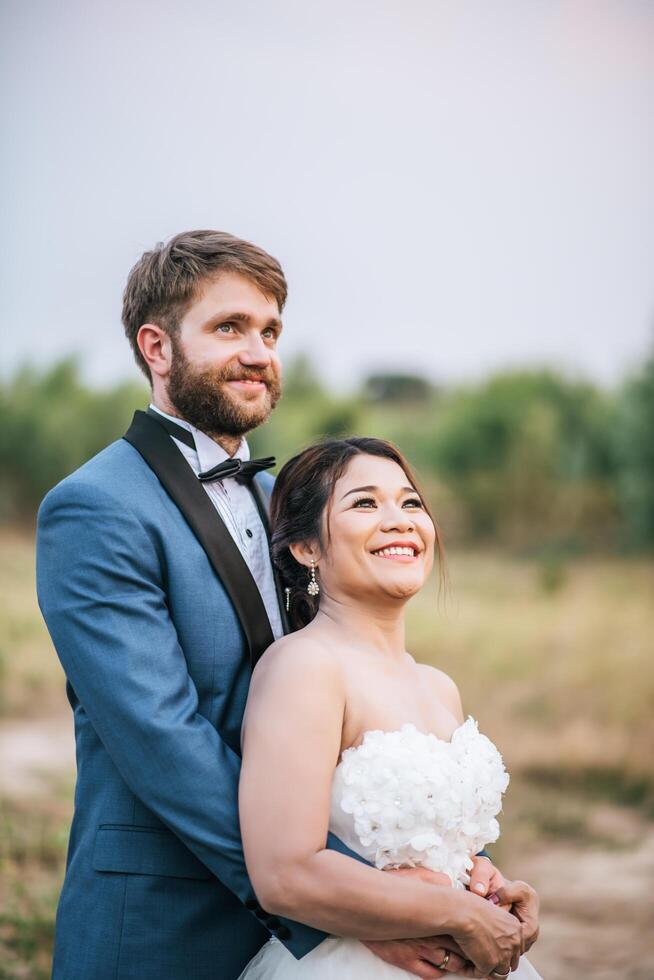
[239,719,542,979]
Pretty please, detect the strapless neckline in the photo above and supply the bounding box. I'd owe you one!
[337,718,470,769]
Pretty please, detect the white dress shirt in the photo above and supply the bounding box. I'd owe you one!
[149,404,284,640]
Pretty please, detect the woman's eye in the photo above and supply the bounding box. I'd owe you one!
[403,498,423,508]
[352,497,377,508]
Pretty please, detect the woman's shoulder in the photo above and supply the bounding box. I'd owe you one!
[252,629,344,687]
[416,662,464,721]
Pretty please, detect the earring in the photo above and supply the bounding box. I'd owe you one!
[284,587,291,613]
[307,558,320,597]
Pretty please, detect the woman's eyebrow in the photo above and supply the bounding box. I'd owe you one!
[340,485,415,501]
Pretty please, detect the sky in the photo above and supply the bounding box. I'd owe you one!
[1,0,653,391]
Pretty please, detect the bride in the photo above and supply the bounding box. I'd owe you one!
[238,437,542,979]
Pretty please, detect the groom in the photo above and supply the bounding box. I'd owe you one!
[37,230,535,980]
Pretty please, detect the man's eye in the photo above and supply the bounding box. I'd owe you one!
[352,497,377,508]
[217,323,234,333]
[262,327,277,340]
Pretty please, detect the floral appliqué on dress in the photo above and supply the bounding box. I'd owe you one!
[337,718,509,887]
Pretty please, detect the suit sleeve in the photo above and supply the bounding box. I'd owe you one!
[36,479,369,960]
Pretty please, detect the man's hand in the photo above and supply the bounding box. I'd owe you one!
[363,868,471,977]
[362,939,470,979]
[494,879,540,953]
[450,890,524,977]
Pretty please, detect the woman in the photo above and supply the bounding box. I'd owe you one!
[238,438,542,979]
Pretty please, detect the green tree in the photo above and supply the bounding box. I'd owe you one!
[0,360,147,521]
[614,351,654,547]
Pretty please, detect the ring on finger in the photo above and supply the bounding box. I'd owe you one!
[491,970,511,978]
[435,951,450,969]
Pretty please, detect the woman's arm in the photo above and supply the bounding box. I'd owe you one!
[238,638,520,960]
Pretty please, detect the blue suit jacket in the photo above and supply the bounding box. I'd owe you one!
[36,411,365,980]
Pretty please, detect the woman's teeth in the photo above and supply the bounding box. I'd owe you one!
[373,547,416,558]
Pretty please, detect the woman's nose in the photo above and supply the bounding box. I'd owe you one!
[379,507,415,532]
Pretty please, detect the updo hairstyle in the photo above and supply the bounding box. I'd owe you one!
[270,437,445,630]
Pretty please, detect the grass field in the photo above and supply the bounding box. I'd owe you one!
[1,530,653,978]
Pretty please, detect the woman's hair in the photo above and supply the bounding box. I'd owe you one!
[270,437,446,630]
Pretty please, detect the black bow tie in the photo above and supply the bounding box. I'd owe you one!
[197,456,276,484]
[146,408,275,484]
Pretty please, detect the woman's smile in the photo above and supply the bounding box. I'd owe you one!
[370,542,422,562]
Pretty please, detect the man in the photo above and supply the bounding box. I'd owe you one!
[37,230,537,979]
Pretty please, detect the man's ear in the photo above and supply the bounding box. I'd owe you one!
[289,540,321,569]
[137,323,173,379]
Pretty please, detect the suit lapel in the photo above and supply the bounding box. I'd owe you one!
[124,410,275,668]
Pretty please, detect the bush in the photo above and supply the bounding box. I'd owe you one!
[0,360,147,522]
[613,352,654,547]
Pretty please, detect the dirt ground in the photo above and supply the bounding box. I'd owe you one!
[512,819,654,979]
[2,713,653,979]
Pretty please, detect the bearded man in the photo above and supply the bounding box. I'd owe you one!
[36,231,524,980]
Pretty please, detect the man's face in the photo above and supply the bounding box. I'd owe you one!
[167,271,283,436]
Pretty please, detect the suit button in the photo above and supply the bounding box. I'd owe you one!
[276,925,291,940]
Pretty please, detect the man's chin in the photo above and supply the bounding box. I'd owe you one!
[166,372,279,437]
[207,394,275,436]
[222,388,274,417]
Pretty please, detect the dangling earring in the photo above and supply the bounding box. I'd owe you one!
[307,558,320,597]
[284,587,291,613]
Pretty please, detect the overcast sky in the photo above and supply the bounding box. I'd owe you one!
[2,0,653,391]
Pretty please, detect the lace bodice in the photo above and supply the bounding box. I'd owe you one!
[329,718,509,888]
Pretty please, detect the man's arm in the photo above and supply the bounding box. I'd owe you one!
[36,479,345,958]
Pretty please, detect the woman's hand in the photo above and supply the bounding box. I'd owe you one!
[468,856,511,912]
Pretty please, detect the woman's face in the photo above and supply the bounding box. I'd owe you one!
[317,454,436,604]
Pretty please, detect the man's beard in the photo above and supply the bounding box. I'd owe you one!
[166,336,282,437]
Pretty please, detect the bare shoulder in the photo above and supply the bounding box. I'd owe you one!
[417,663,464,722]
[250,630,343,692]
[242,629,347,752]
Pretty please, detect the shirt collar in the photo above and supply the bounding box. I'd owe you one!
[148,404,250,474]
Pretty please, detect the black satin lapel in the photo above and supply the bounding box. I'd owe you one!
[250,475,290,635]
[123,411,275,668]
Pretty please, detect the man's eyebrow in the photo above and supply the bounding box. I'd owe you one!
[202,311,283,330]
[340,485,416,501]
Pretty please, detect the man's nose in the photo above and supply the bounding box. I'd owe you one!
[239,330,272,368]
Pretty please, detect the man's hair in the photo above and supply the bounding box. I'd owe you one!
[122,229,288,380]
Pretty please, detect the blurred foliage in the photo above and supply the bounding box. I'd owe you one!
[612,352,654,548]
[0,792,71,980]
[363,372,434,403]
[0,359,147,523]
[1,350,653,551]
